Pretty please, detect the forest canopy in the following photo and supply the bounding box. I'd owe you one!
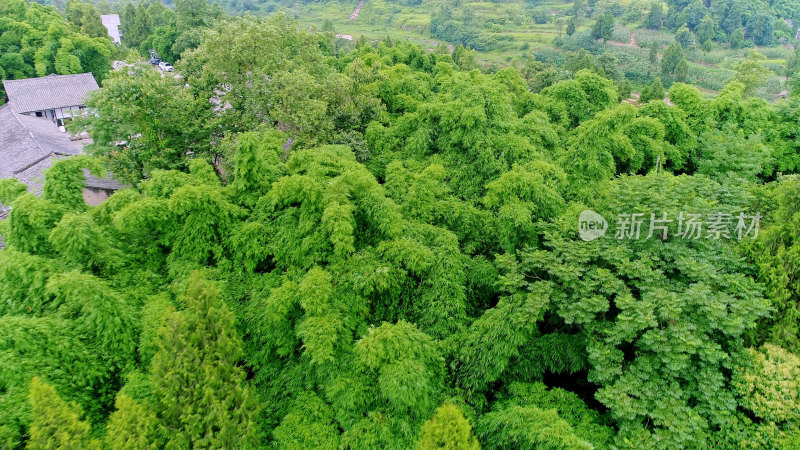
[2,0,800,449]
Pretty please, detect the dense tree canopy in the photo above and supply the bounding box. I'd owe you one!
[0,0,112,101]
[2,4,800,449]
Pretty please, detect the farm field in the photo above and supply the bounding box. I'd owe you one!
[271,0,796,99]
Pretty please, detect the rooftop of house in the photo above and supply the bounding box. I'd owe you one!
[0,102,124,194]
[0,103,82,192]
[2,73,99,115]
[0,101,126,250]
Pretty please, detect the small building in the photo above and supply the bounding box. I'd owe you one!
[0,102,125,249]
[2,73,99,130]
[101,14,122,45]
[0,101,124,201]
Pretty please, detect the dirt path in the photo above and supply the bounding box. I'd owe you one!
[608,32,639,48]
[349,0,364,20]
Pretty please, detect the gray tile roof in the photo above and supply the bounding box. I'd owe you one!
[2,73,99,114]
[0,103,124,197]
[0,103,84,191]
[84,170,126,190]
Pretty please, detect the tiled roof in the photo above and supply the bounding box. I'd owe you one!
[2,73,99,114]
[0,103,123,196]
[0,103,83,190]
[84,170,126,190]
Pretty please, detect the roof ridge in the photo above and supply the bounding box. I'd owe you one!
[2,73,99,114]
[13,153,53,175]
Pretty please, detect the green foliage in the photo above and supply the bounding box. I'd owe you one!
[0,178,27,206]
[768,98,800,173]
[3,11,800,449]
[326,321,445,448]
[491,382,613,447]
[77,64,219,183]
[668,82,714,136]
[483,161,566,252]
[228,130,286,209]
[732,51,770,96]
[695,129,771,183]
[566,17,576,36]
[454,279,551,397]
[646,3,664,30]
[661,42,688,83]
[104,394,160,449]
[638,101,696,171]
[639,77,665,104]
[417,402,480,450]
[675,26,693,48]
[121,3,153,49]
[591,14,614,42]
[369,65,562,200]
[746,176,800,352]
[561,101,686,189]
[27,377,95,450]
[477,403,592,449]
[733,344,800,423]
[272,392,340,449]
[729,27,745,49]
[543,69,618,128]
[48,213,115,273]
[46,271,138,372]
[4,193,63,255]
[0,316,109,434]
[149,274,259,448]
[356,321,443,415]
[649,41,658,65]
[0,0,112,98]
[43,157,104,212]
[181,14,355,146]
[65,0,107,38]
[0,249,57,316]
[696,15,715,44]
[502,174,770,446]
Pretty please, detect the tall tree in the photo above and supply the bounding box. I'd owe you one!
[591,13,614,42]
[675,26,694,47]
[639,77,665,103]
[121,3,153,50]
[661,42,687,82]
[649,41,659,65]
[27,378,94,449]
[695,15,715,44]
[646,3,664,29]
[733,51,770,96]
[104,394,160,449]
[76,63,218,183]
[417,403,480,450]
[66,1,107,39]
[749,11,774,46]
[149,274,260,448]
[729,27,745,49]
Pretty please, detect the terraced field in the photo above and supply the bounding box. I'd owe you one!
[276,0,794,98]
